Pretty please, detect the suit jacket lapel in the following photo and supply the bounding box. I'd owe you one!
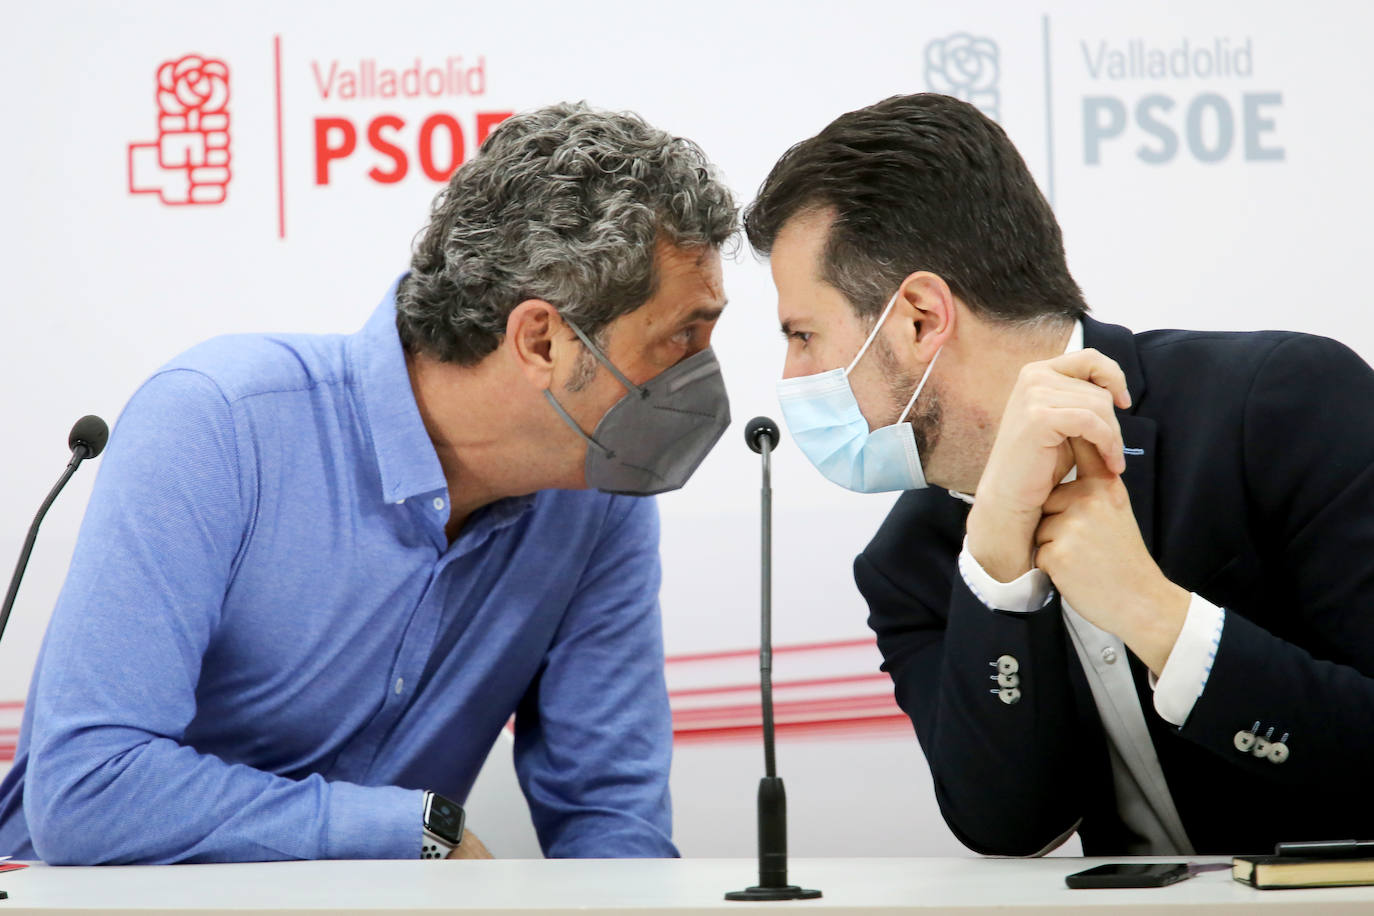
[1082,317,1159,556]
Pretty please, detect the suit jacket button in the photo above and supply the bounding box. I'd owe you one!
[997,672,1020,688]
[998,687,1021,705]
[1251,737,1272,758]
[1234,730,1256,752]
[1267,741,1289,764]
[997,655,1019,675]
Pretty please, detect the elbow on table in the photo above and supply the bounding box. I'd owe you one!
[934,785,1076,858]
[26,778,112,865]
[25,752,146,865]
[951,823,1071,858]
[27,798,100,865]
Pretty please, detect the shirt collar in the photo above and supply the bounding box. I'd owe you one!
[1065,317,1084,355]
[949,318,1085,505]
[349,277,449,504]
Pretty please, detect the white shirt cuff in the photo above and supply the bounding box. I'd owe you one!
[957,536,1055,613]
[1150,594,1226,726]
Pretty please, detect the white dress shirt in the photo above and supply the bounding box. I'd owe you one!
[953,320,1226,854]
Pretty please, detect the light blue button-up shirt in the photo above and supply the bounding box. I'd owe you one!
[0,282,675,864]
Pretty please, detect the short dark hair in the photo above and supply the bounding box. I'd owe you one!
[744,93,1087,323]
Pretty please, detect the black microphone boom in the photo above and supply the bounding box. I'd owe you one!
[726,417,820,902]
[0,415,109,647]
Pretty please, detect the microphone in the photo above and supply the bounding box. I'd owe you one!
[0,416,109,647]
[68,414,109,461]
[744,415,779,455]
[726,417,821,902]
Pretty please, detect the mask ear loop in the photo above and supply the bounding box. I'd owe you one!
[844,290,903,376]
[546,314,637,460]
[897,346,943,424]
[563,315,646,399]
[544,390,615,459]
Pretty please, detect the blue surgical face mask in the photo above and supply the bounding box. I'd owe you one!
[776,290,942,493]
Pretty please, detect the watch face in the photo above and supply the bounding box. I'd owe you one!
[426,794,465,844]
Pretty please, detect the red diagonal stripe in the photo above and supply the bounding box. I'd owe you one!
[673,694,899,725]
[665,637,876,665]
[669,672,890,699]
[673,713,912,744]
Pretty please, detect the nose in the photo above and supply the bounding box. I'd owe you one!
[781,352,805,381]
[692,324,716,358]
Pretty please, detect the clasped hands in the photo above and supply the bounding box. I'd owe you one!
[965,350,1189,674]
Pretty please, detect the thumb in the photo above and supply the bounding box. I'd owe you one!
[1069,435,1114,480]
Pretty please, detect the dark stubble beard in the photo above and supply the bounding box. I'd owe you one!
[873,335,942,463]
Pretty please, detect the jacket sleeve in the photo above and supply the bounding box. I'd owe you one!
[23,370,420,864]
[855,496,1095,856]
[1175,334,1374,786]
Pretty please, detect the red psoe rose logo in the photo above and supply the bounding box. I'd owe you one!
[128,55,232,205]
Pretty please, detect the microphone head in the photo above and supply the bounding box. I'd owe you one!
[68,415,109,458]
[744,416,781,455]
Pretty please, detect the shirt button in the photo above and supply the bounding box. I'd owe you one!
[394,677,405,695]
[1101,647,1118,665]
[433,497,445,511]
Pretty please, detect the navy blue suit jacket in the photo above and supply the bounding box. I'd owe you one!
[856,316,1374,856]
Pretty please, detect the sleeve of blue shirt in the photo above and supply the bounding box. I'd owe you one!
[512,495,677,857]
[23,369,421,864]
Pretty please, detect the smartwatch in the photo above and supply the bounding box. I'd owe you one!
[421,790,466,859]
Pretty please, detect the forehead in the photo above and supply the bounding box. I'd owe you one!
[772,208,831,279]
[771,210,853,325]
[628,242,726,327]
[657,241,724,300]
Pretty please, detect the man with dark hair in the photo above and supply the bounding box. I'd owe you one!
[0,102,735,864]
[746,92,1374,856]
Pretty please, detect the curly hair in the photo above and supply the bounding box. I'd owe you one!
[396,102,738,365]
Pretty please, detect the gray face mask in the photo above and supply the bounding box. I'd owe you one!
[544,317,731,496]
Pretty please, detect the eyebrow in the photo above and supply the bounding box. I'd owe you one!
[677,304,726,328]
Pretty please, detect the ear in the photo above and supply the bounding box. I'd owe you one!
[504,299,566,389]
[895,271,956,358]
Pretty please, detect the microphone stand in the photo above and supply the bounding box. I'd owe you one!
[726,418,820,902]
[0,415,107,906]
[0,416,109,648]
[1,452,88,646]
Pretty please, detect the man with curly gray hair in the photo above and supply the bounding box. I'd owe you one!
[0,102,736,866]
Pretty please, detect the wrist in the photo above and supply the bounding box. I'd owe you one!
[1120,577,1191,675]
[421,790,465,860]
[966,502,1041,582]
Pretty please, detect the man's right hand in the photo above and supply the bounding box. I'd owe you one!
[965,348,1131,583]
[446,828,494,859]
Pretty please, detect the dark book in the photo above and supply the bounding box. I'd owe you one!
[1233,855,1374,889]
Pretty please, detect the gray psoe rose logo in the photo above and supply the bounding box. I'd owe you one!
[925,34,1000,120]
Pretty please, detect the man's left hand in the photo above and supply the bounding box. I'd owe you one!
[1034,439,1190,675]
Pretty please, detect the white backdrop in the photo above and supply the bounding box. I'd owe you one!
[1,0,1372,859]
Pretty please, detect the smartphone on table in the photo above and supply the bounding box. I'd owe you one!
[1065,863,1191,889]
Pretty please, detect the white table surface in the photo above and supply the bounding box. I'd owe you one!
[0,856,1369,914]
